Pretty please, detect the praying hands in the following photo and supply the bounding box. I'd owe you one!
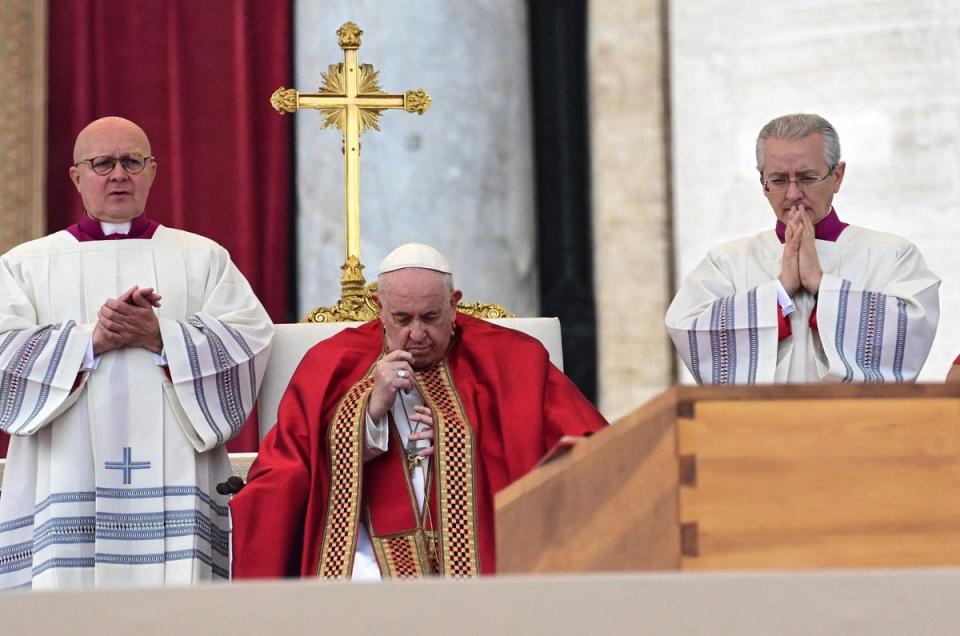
[92,285,163,355]
[779,204,823,296]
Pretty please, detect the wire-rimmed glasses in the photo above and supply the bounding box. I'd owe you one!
[74,154,155,176]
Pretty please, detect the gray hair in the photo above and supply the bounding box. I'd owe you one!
[377,269,455,299]
[755,113,841,173]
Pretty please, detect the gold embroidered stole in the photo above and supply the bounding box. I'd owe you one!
[316,371,375,578]
[316,359,480,579]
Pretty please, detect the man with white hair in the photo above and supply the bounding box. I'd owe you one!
[231,243,607,579]
[0,116,273,588]
[666,113,940,383]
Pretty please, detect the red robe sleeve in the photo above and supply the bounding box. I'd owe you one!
[229,365,314,578]
[230,323,381,578]
[777,302,792,341]
[543,363,608,449]
[450,316,609,487]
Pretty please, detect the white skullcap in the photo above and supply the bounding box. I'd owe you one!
[378,243,453,275]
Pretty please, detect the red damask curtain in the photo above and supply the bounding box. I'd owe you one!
[3,0,295,455]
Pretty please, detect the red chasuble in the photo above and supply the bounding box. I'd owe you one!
[230,313,608,578]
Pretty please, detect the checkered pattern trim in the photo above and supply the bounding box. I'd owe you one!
[417,362,480,577]
[418,528,441,575]
[373,534,428,579]
[316,371,376,579]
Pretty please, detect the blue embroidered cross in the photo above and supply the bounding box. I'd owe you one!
[104,447,151,485]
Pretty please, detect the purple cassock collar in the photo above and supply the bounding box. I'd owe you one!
[775,207,848,244]
[67,214,159,242]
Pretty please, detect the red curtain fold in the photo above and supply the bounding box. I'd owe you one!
[5,0,295,456]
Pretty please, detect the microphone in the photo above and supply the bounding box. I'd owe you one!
[216,475,246,495]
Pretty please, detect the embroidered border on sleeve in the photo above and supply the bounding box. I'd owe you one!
[214,318,259,412]
[0,322,72,433]
[177,321,224,444]
[709,296,737,385]
[892,298,908,382]
[19,321,76,433]
[687,317,702,384]
[0,326,54,430]
[746,287,759,385]
[855,291,886,383]
[834,279,854,382]
[187,316,246,435]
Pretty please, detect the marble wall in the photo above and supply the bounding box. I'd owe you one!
[590,0,673,419]
[293,1,538,318]
[670,0,960,382]
[290,0,959,410]
[0,0,47,252]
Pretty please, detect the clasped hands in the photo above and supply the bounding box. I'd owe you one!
[92,286,163,356]
[368,349,435,459]
[779,204,822,296]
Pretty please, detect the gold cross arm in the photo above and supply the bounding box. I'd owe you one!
[269,21,431,289]
[273,88,431,116]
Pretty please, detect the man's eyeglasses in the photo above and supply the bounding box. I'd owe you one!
[762,168,835,193]
[74,154,154,176]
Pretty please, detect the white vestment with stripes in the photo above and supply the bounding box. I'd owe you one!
[666,226,940,384]
[0,227,273,589]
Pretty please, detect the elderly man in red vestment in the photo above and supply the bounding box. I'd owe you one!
[231,243,608,579]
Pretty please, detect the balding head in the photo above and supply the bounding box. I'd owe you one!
[69,117,157,223]
[73,117,151,164]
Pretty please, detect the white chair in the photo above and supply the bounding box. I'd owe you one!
[223,317,563,483]
[255,317,564,439]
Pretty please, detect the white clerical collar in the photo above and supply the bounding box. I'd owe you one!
[100,221,132,236]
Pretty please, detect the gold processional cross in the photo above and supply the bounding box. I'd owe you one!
[270,22,431,322]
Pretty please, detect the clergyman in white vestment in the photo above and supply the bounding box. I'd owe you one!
[0,117,273,589]
[666,113,940,384]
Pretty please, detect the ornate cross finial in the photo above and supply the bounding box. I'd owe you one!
[270,22,432,321]
[337,22,362,48]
